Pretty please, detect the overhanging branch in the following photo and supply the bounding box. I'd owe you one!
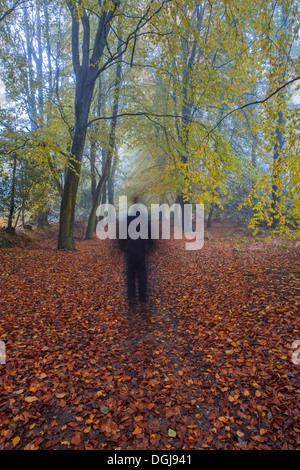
[87,111,190,127]
[87,76,300,133]
[205,75,300,140]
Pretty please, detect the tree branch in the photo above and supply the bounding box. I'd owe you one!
[205,75,300,140]
[92,0,173,80]
[87,111,198,128]
[0,0,28,22]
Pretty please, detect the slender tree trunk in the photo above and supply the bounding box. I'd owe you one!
[90,139,97,204]
[107,177,114,205]
[173,5,203,224]
[251,133,257,169]
[44,0,53,97]
[58,1,117,250]
[271,109,284,228]
[102,180,107,204]
[85,155,112,240]
[23,9,38,131]
[36,7,43,114]
[85,35,123,240]
[206,203,215,229]
[6,154,17,234]
[90,74,104,205]
[21,202,25,227]
[271,6,288,229]
[14,205,22,230]
[108,153,117,204]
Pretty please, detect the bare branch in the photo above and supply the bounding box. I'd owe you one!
[205,75,300,140]
[87,111,207,129]
[0,0,28,22]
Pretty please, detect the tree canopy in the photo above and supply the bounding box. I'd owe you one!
[0,0,299,241]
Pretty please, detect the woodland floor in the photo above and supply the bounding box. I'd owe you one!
[0,223,299,450]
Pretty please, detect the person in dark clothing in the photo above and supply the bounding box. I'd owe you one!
[126,217,148,302]
[118,199,153,305]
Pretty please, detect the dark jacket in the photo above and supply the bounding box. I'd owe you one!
[118,213,153,260]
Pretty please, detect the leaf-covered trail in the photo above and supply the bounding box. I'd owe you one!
[0,226,299,450]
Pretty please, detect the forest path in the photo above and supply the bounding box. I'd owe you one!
[0,225,299,450]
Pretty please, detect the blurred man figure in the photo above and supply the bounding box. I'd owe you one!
[118,196,153,306]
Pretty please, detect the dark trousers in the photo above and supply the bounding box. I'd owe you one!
[127,257,147,301]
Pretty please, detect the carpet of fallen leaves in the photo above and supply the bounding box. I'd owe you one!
[0,223,299,450]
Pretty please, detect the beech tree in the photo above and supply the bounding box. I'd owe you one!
[58,0,172,250]
[85,34,123,240]
[122,0,300,236]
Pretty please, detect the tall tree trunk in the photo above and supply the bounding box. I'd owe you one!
[85,153,112,240]
[58,1,117,250]
[271,5,288,229]
[271,109,284,228]
[36,7,43,115]
[6,154,17,234]
[90,74,104,205]
[90,139,97,204]
[107,176,114,205]
[44,0,53,98]
[206,203,215,229]
[102,180,107,204]
[251,133,257,169]
[173,3,203,223]
[108,153,117,204]
[85,35,123,240]
[58,121,89,250]
[14,205,22,230]
[23,8,38,131]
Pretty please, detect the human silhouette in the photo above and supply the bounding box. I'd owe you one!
[118,196,153,306]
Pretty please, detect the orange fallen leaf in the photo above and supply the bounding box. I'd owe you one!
[132,426,142,435]
[12,436,20,447]
[260,428,268,436]
[218,416,227,423]
[134,415,144,422]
